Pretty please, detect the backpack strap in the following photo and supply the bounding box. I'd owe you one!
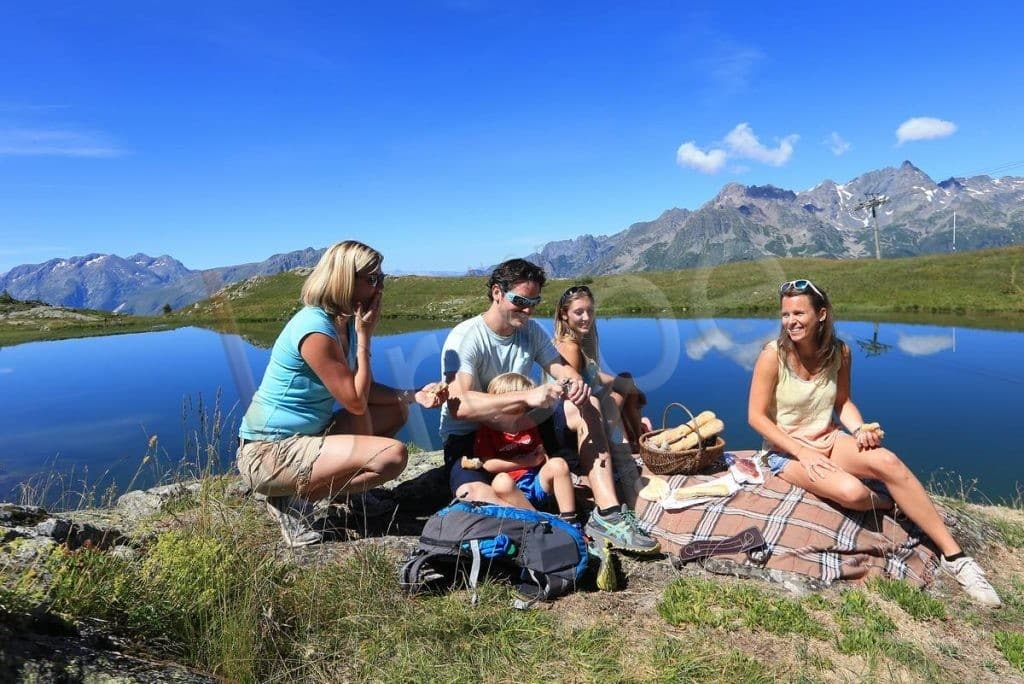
[399,552,447,594]
[468,538,483,605]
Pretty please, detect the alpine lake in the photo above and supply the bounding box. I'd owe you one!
[2,317,1022,506]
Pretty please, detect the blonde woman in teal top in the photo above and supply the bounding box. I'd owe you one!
[237,240,446,547]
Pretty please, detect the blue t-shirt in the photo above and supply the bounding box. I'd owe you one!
[439,315,561,439]
[239,307,357,441]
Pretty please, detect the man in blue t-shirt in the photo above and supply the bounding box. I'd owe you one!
[440,258,659,555]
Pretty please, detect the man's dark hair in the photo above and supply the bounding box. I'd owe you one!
[486,258,547,300]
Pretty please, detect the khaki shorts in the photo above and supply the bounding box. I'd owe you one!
[236,434,325,497]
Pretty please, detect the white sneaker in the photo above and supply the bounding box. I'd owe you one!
[266,496,323,548]
[940,556,1001,607]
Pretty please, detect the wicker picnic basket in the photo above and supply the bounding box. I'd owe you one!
[638,402,725,476]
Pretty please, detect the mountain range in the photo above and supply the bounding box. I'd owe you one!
[3,161,1023,313]
[0,248,326,315]
[524,161,1024,276]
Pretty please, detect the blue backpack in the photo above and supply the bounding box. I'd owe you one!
[399,501,589,606]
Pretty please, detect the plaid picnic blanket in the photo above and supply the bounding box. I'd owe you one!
[634,462,939,586]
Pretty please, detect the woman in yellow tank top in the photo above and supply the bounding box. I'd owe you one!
[748,279,1000,606]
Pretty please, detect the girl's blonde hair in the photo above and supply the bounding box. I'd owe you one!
[486,372,535,395]
[553,286,599,362]
[301,240,382,317]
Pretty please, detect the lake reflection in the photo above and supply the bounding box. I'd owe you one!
[1,319,1022,504]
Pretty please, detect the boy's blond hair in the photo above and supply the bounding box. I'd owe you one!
[486,372,535,395]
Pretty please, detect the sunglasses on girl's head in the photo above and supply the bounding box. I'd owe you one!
[559,285,592,303]
[779,279,823,299]
[503,290,542,308]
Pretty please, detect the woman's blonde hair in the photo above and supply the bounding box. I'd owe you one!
[486,372,535,395]
[300,240,382,317]
[553,286,599,362]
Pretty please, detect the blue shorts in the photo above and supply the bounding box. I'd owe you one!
[765,451,794,476]
[513,468,551,507]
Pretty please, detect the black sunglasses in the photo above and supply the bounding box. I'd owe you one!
[559,285,592,303]
[362,271,387,288]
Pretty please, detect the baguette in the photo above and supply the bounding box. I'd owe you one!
[668,418,725,452]
[859,421,885,439]
[671,481,733,499]
[656,410,717,448]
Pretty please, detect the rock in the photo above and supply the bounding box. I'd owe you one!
[0,608,216,683]
[0,504,49,527]
[34,518,127,550]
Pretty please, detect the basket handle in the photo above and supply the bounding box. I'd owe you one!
[660,402,706,454]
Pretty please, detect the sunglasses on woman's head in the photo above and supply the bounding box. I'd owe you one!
[779,279,823,299]
[560,285,592,303]
[503,290,542,308]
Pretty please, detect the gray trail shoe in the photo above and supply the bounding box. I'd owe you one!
[940,556,1001,607]
[585,504,660,555]
[266,496,323,548]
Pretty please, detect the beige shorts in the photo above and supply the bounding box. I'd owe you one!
[236,434,325,497]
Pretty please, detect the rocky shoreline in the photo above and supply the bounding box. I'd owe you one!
[2,450,1019,682]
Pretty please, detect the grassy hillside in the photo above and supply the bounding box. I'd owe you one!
[180,247,1024,338]
[0,292,182,347]
[4,247,1024,347]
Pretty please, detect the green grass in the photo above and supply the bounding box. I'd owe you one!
[994,631,1024,673]
[658,576,827,638]
[5,487,798,683]
[868,577,947,620]
[180,246,1024,326]
[991,518,1024,548]
[833,589,940,679]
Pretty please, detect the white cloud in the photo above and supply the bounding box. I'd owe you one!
[896,333,955,356]
[684,325,773,370]
[0,128,124,157]
[723,123,798,166]
[826,131,851,156]
[675,142,728,174]
[676,122,799,174]
[895,117,957,145]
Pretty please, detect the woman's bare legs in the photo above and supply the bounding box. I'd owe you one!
[827,434,961,556]
[780,434,959,556]
[562,397,618,509]
[302,433,407,500]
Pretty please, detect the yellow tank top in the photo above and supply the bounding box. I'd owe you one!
[763,340,840,453]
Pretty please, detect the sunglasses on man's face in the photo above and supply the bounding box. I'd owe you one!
[560,285,592,303]
[503,291,542,308]
[779,279,823,299]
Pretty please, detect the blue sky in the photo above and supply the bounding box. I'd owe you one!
[2,1,1023,275]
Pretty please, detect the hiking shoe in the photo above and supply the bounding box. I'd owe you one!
[941,556,1001,607]
[345,489,398,518]
[589,539,620,591]
[585,504,660,555]
[266,496,323,548]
